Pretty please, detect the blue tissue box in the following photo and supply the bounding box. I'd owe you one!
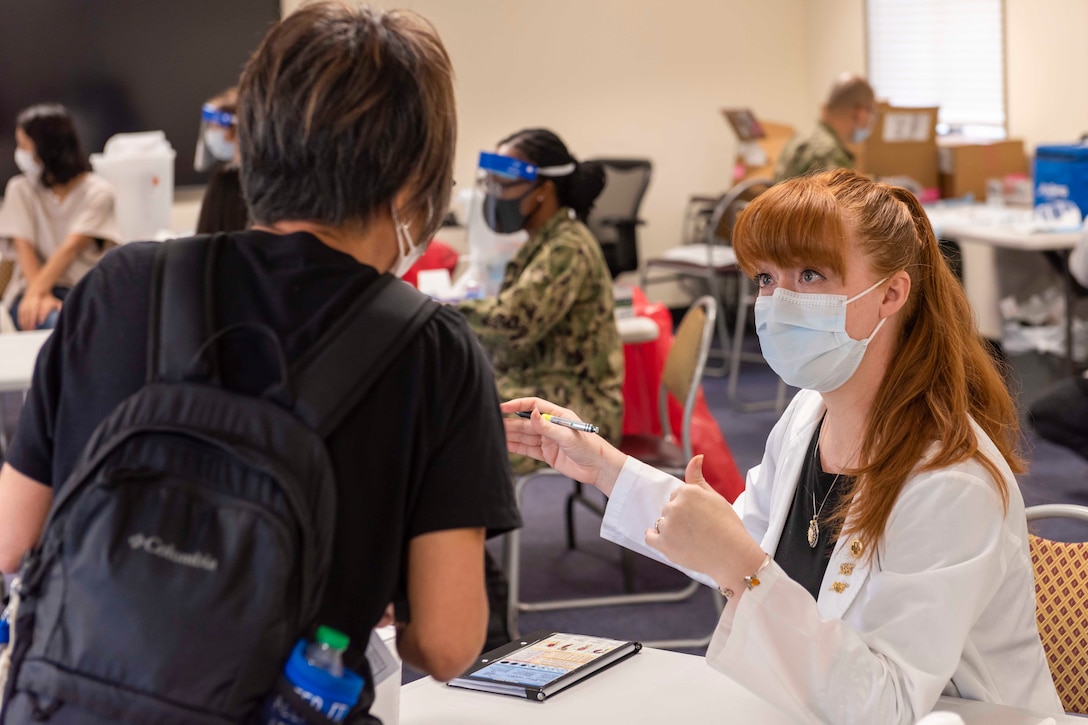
[1034,143,1088,217]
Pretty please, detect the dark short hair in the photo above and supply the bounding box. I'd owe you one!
[826,74,875,113]
[499,128,605,222]
[16,104,92,188]
[237,1,455,232]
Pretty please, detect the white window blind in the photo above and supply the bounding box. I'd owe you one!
[867,0,1005,137]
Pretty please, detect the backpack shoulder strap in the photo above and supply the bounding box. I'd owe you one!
[148,234,222,384]
[291,275,440,438]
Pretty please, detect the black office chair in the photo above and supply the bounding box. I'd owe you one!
[584,158,652,278]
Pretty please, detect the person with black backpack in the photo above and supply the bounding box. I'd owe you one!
[0,3,519,723]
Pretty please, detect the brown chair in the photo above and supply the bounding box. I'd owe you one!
[505,297,725,649]
[1026,503,1088,715]
[617,294,717,475]
[565,295,720,552]
[0,259,13,301]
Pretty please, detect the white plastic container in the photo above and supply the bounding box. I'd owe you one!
[90,131,176,243]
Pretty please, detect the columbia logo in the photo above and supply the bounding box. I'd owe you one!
[127,533,219,572]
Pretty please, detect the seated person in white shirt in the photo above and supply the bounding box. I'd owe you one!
[0,104,119,330]
[503,168,1062,724]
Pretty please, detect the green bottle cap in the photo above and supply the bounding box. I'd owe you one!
[315,626,350,651]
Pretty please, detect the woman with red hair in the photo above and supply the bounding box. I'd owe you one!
[504,169,1061,722]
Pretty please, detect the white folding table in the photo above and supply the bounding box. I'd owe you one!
[401,646,1076,724]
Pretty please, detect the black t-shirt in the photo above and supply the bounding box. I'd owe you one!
[773,417,851,599]
[6,230,521,664]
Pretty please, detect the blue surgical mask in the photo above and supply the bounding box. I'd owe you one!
[754,278,888,392]
[852,112,876,144]
[851,125,873,144]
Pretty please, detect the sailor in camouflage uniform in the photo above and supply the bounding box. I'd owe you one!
[775,74,876,183]
[459,130,624,474]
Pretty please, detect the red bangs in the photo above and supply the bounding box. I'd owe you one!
[733,177,850,280]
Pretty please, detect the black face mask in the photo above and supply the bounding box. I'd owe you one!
[483,184,539,234]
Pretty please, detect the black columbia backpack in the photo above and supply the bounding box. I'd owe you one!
[0,235,438,723]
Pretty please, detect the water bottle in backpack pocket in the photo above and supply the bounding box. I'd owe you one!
[0,601,10,652]
[261,626,364,724]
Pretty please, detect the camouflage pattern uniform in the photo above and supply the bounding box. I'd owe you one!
[774,121,855,183]
[458,208,625,474]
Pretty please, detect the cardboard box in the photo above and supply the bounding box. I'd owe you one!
[938,139,1027,201]
[855,102,940,191]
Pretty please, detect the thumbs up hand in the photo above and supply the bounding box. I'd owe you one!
[645,456,767,598]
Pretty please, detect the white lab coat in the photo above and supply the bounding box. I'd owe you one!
[600,389,1062,724]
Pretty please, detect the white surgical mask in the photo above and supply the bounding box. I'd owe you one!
[14,148,42,181]
[203,127,235,162]
[390,201,432,278]
[754,277,888,392]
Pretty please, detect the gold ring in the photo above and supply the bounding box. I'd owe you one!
[654,517,664,535]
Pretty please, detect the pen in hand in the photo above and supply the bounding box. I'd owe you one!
[514,410,601,435]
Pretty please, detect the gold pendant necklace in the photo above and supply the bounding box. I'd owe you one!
[808,479,841,548]
[807,420,856,549]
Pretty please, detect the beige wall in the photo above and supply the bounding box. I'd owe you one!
[276,0,1088,296]
[1005,0,1088,151]
[801,0,867,116]
[282,0,816,271]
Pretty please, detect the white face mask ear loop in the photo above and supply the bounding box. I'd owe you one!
[391,203,412,258]
[865,315,888,343]
[845,276,889,305]
[866,277,895,342]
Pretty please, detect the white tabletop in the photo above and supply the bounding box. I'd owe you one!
[939,222,1079,252]
[925,203,1079,252]
[0,330,51,393]
[615,314,660,344]
[400,647,1078,724]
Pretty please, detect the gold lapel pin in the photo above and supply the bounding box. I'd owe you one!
[839,563,855,576]
[830,582,850,594]
[850,539,864,557]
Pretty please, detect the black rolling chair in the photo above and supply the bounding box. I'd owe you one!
[585,158,652,278]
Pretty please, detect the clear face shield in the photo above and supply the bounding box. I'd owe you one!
[475,151,575,234]
[456,152,572,297]
[194,104,237,172]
